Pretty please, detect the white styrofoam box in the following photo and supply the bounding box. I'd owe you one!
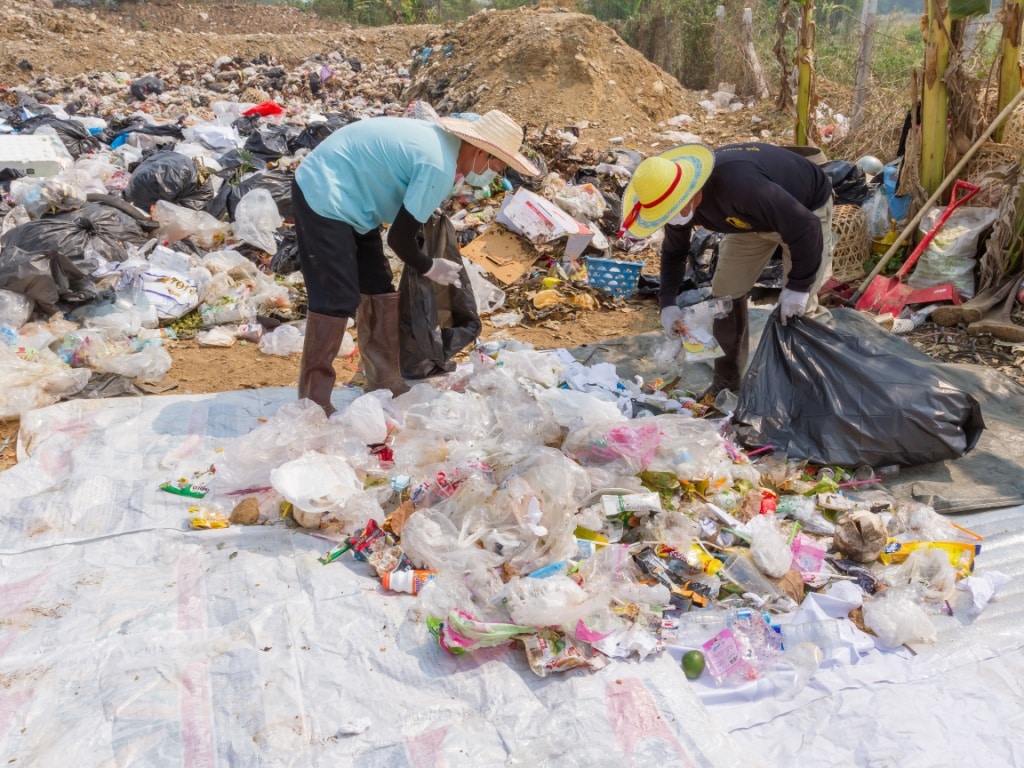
[0,134,75,178]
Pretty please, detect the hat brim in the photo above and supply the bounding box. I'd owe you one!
[438,116,541,177]
[621,144,715,237]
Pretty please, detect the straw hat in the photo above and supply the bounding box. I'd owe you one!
[438,110,540,177]
[619,144,715,237]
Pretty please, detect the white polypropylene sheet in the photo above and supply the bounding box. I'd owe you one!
[0,390,743,767]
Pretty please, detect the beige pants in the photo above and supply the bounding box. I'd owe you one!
[711,197,834,319]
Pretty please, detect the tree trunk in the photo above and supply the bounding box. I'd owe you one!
[743,7,771,100]
[850,0,878,132]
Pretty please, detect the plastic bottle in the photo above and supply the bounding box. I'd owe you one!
[381,569,437,595]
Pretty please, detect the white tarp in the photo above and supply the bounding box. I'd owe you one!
[0,390,742,767]
[3,388,1023,766]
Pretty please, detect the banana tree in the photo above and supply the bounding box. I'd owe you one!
[921,0,951,196]
[795,0,816,145]
[997,0,1023,141]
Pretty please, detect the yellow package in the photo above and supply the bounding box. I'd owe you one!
[189,505,230,530]
[880,539,976,578]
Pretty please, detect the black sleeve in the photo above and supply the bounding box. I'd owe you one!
[386,205,433,274]
[658,223,692,309]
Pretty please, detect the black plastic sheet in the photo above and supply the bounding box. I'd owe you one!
[733,310,985,468]
[398,213,481,380]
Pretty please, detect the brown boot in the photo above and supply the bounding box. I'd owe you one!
[298,311,350,415]
[356,292,411,396]
[703,294,749,398]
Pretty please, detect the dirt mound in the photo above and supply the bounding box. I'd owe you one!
[0,0,431,85]
[402,9,709,150]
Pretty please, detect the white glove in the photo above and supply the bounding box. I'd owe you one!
[424,258,462,287]
[779,288,810,325]
[660,305,685,338]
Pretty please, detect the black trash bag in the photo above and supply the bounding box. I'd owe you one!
[232,114,262,137]
[398,213,482,380]
[19,115,100,158]
[244,124,299,161]
[105,117,185,146]
[270,230,300,274]
[215,149,269,179]
[287,115,350,153]
[821,160,871,206]
[123,150,215,211]
[206,167,294,220]
[688,229,724,286]
[129,75,165,100]
[0,202,148,313]
[733,310,985,468]
[232,168,294,219]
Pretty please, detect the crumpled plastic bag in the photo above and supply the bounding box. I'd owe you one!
[258,324,303,356]
[861,588,937,649]
[270,451,362,515]
[0,343,91,418]
[232,187,283,254]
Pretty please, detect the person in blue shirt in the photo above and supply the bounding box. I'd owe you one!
[619,142,834,399]
[292,109,538,414]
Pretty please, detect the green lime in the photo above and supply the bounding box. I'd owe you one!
[682,650,705,680]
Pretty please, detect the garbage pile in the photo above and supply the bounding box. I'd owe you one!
[173,345,1002,684]
[0,35,664,418]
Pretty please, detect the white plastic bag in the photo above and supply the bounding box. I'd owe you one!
[906,206,997,300]
[233,188,283,254]
[258,324,304,356]
[153,200,230,248]
[0,288,33,330]
[0,344,91,419]
[463,257,506,315]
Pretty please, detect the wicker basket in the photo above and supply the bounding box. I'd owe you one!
[830,204,869,284]
[962,143,1023,208]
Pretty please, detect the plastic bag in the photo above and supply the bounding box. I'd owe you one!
[258,324,303,356]
[861,588,937,649]
[124,150,215,211]
[152,200,230,248]
[19,115,101,158]
[734,309,985,467]
[0,288,33,329]
[398,213,481,380]
[0,203,148,313]
[0,343,91,419]
[232,188,283,254]
[906,206,997,300]
[821,160,870,206]
[463,257,505,315]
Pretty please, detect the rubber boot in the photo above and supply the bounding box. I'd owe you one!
[356,292,411,396]
[703,294,749,399]
[298,311,350,416]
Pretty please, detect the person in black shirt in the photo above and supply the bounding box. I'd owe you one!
[618,142,834,398]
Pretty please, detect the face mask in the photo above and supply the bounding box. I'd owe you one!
[465,168,498,189]
[668,209,694,226]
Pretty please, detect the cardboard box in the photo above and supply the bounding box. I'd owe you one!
[0,134,75,178]
[460,227,539,285]
[495,188,594,263]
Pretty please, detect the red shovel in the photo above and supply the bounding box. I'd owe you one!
[855,180,980,316]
